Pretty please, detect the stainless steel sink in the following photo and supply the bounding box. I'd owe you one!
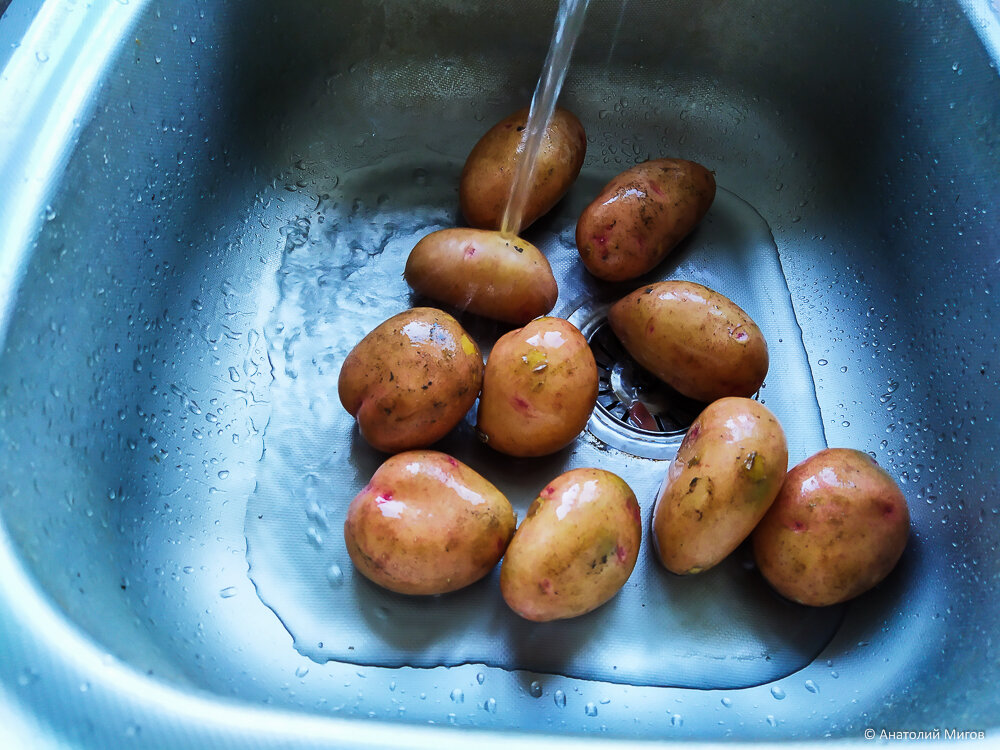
[1,0,997,747]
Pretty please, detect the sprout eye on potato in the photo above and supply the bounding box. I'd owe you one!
[752,448,910,607]
[337,307,484,454]
[652,397,788,575]
[404,228,558,325]
[576,158,716,282]
[344,451,516,595]
[608,280,768,404]
[501,468,642,622]
[460,107,587,234]
[476,316,598,457]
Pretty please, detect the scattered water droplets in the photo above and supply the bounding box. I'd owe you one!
[219,586,238,599]
[770,686,787,700]
[553,689,567,708]
[584,702,598,717]
[528,680,543,698]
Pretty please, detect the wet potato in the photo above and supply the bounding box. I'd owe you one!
[652,397,788,575]
[337,308,484,453]
[752,448,910,607]
[460,107,587,233]
[576,158,716,282]
[608,280,768,403]
[344,451,516,595]
[476,317,598,457]
[501,468,641,622]
[404,228,557,325]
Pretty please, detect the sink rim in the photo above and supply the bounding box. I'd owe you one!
[0,0,998,747]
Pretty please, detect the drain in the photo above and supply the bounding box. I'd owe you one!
[589,322,704,435]
[568,303,706,459]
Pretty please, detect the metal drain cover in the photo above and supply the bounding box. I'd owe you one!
[568,303,706,459]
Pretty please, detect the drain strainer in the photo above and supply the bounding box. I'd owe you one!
[568,303,706,459]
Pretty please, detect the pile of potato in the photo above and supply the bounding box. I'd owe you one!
[336,107,910,621]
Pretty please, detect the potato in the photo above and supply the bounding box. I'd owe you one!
[476,317,597,457]
[404,228,557,325]
[338,308,483,453]
[500,468,641,621]
[460,107,587,233]
[752,448,910,606]
[344,450,515,595]
[608,280,768,403]
[652,397,787,575]
[576,158,716,281]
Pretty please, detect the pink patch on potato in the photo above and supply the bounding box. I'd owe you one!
[463,243,477,258]
[616,544,628,563]
[511,395,531,413]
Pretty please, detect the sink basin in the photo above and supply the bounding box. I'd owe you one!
[1,0,997,746]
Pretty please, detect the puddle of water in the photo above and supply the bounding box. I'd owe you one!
[244,153,834,689]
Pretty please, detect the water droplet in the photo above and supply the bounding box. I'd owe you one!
[805,679,819,693]
[17,669,39,687]
[35,50,49,62]
[182,566,194,574]
[44,205,56,221]
[585,702,598,717]
[830,670,839,679]
[529,681,543,698]
[326,564,343,587]
[295,666,309,678]
[840,366,848,373]
[217,470,229,480]
[189,34,197,44]
[771,686,786,700]
[817,359,828,366]
[670,713,683,727]
[219,586,238,598]
[766,715,777,727]
[553,689,566,708]
[306,527,323,547]
[483,697,497,713]
[228,367,240,382]
[476,673,485,685]
[79,681,90,692]
[450,688,464,703]
[721,697,733,707]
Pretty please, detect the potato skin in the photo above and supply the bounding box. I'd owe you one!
[752,448,910,607]
[652,398,787,575]
[404,228,557,325]
[608,281,768,403]
[338,308,483,453]
[460,107,587,233]
[576,158,716,282]
[344,451,515,595]
[501,468,641,621]
[476,317,598,457]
